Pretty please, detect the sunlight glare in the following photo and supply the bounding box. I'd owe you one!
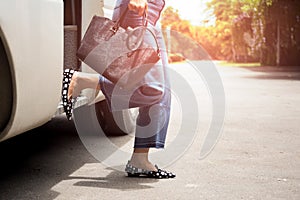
[165,0,214,26]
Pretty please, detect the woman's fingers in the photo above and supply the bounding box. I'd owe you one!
[128,0,148,16]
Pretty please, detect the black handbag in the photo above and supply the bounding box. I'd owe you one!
[76,8,160,89]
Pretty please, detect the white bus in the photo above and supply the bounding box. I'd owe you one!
[0,0,135,142]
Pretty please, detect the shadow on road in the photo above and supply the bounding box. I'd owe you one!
[241,66,300,80]
[68,169,157,190]
[0,116,156,200]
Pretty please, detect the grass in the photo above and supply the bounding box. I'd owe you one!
[216,61,261,68]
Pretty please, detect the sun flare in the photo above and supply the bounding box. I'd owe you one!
[164,0,214,26]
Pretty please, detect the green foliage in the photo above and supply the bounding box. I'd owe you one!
[207,0,266,61]
[161,0,300,65]
[262,0,300,66]
[161,7,181,29]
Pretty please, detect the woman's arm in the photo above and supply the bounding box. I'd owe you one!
[128,0,148,16]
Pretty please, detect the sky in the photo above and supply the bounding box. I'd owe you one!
[165,0,215,26]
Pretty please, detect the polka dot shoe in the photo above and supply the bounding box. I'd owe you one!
[125,161,176,179]
[62,69,76,120]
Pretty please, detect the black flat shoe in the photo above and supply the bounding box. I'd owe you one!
[62,69,75,120]
[125,161,176,179]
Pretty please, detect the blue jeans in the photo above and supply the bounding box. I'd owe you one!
[99,0,170,148]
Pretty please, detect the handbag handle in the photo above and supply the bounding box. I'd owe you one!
[111,7,129,33]
[110,6,160,56]
[111,7,147,33]
[126,27,160,56]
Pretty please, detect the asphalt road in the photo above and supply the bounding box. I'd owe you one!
[0,63,299,200]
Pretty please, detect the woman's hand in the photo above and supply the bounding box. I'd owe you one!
[128,0,148,16]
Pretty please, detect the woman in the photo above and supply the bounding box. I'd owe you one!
[62,0,175,179]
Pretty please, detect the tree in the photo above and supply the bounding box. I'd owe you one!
[262,0,300,66]
[161,1,300,65]
[207,0,263,61]
[207,0,300,65]
[161,7,181,29]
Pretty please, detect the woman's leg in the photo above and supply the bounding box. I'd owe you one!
[128,23,171,171]
[129,148,157,171]
[66,71,168,173]
[67,72,100,100]
[129,88,171,171]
